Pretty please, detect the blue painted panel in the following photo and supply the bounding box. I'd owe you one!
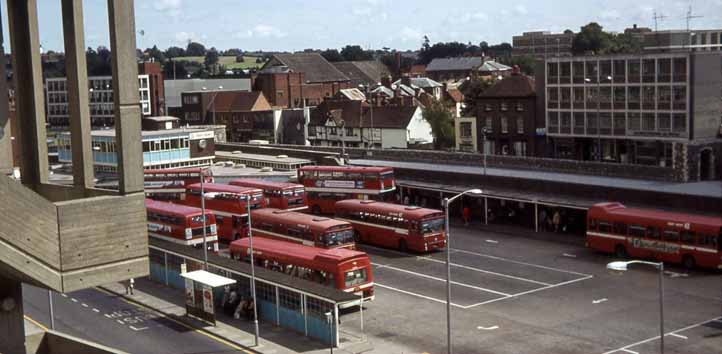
[278,306,305,334]
[257,300,276,322]
[307,315,335,344]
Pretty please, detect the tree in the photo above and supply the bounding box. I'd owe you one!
[459,77,496,116]
[86,46,112,76]
[379,53,414,74]
[204,48,219,74]
[503,55,535,75]
[186,41,206,57]
[340,45,373,61]
[162,59,188,79]
[224,48,243,56]
[417,41,467,65]
[572,22,612,55]
[487,42,513,59]
[606,32,642,54]
[145,45,165,63]
[320,48,344,62]
[422,100,455,150]
[164,46,185,58]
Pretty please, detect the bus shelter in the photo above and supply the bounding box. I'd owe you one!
[181,270,236,326]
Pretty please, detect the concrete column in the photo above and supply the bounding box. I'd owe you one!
[62,0,94,188]
[107,0,143,194]
[0,276,26,354]
[7,0,49,186]
[0,11,11,175]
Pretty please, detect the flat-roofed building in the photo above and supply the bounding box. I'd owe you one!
[643,29,722,53]
[513,31,575,58]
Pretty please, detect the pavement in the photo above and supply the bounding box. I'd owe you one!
[351,158,722,198]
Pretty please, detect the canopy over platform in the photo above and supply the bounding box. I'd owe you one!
[180,270,236,288]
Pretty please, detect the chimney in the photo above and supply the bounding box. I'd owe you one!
[395,52,401,76]
[633,24,638,29]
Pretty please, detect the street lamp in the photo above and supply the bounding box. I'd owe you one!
[480,127,490,176]
[338,119,346,165]
[443,188,483,354]
[247,196,260,346]
[607,260,665,354]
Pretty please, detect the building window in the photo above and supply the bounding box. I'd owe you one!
[672,114,686,133]
[672,58,687,82]
[628,60,641,82]
[586,112,598,135]
[308,126,316,136]
[613,113,626,135]
[547,112,559,134]
[642,113,655,131]
[547,62,558,84]
[573,87,585,109]
[657,86,671,110]
[642,59,656,83]
[484,104,493,112]
[642,86,655,110]
[560,87,571,109]
[460,122,472,138]
[559,62,571,84]
[658,113,671,131]
[572,61,585,83]
[500,116,508,133]
[516,117,524,134]
[573,112,585,135]
[515,102,524,111]
[657,58,671,82]
[672,86,686,110]
[182,95,199,105]
[513,141,527,156]
[485,117,493,132]
[500,102,509,111]
[547,88,559,109]
[628,86,640,110]
[613,60,626,82]
[560,112,571,134]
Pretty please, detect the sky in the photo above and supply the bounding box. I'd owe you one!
[2,0,722,53]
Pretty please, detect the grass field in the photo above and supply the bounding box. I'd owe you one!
[172,55,266,70]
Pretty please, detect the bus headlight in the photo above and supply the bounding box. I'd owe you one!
[185,228,192,239]
[210,225,217,234]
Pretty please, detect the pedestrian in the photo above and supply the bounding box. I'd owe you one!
[552,210,561,233]
[539,208,547,232]
[462,206,470,226]
[125,278,135,295]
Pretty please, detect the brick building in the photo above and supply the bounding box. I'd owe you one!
[138,61,165,116]
[473,67,543,156]
[254,53,351,108]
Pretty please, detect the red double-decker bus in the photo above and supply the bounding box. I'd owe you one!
[229,179,307,211]
[335,200,446,253]
[145,199,219,252]
[251,208,355,249]
[587,202,722,269]
[181,183,266,242]
[298,166,395,214]
[144,168,213,200]
[229,237,373,306]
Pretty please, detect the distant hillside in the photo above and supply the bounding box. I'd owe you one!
[172,55,267,70]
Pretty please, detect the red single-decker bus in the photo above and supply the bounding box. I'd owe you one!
[298,166,395,214]
[587,202,722,269]
[335,200,446,253]
[144,168,213,200]
[230,179,307,211]
[145,199,219,252]
[229,237,373,307]
[251,208,355,249]
[181,183,266,242]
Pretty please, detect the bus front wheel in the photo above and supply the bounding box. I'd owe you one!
[614,244,627,259]
[682,255,695,270]
[398,239,408,253]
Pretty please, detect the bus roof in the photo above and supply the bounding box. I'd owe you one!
[144,168,208,175]
[299,166,393,173]
[231,237,367,264]
[230,179,303,190]
[335,200,443,220]
[591,202,722,228]
[186,183,261,194]
[145,199,210,217]
[252,208,350,233]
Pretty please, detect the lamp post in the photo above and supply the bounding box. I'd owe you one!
[607,260,665,354]
[338,119,346,164]
[443,188,483,354]
[481,127,490,176]
[247,197,260,346]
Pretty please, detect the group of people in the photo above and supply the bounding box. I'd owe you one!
[222,287,256,321]
[538,208,567,233]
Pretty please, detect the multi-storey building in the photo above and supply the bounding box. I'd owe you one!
[46,74,151,127]
[512,31,575,58]
[643,29,722,52]
[539,52,722,180]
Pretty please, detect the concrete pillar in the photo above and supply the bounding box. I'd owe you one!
[7,0,49,186]
[107,0,143,194]
[0,276,26,354]
[62,0,94,188]
[0,10,11,175]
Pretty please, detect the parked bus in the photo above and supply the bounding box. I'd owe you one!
[229,237,373,306]
[145,199,219,252]
[298,166,395,214]
[181,183,266,242]
[251,208,355,249]
[335,200,446,253]
[229,179,307,211]
[144,168,213,200]
[586,202,722,269]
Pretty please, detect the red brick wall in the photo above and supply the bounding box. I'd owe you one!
[138,62,165,116]
[255,72,349,108]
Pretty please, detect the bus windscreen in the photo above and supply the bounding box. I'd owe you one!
[324,229,355,247]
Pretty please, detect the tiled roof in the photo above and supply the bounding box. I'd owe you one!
[208,91,271,112]
[310,100,419,129]
[392,77,442,88]
[264,53,350,83]
[337,88,366,101]
[426,57,483,72]
[164,78,251,108]
[479,60,512,72]
[332,61,391,87]
[479,74,536,98]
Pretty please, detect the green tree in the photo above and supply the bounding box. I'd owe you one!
[422,101,455,150]
[224,48,243,56]
[606,32,642,54]
[86,46,112,76]
[186,41,206,56]
[163,59,188,79]
[459,77,496,116]
[379,52,414,74]
[502,55,535,75]
[204,48,219,74]
[417,41,468,65]
[340,45,373,61]
[320,48,344,62]
[145,45,165,63]
[572,22,612,55]
[164,46,185,58]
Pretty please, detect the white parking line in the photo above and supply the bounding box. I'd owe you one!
[668,333,687,339]
[418,256,552,286]
[485,239,499,244]
[602,317,722,354]
[60,294,68,298]
[372,262,512,296]
[81,303,89,308]
[92,308,100,313]
[477,325,499,330]
[450,248,593,277]
[70,298,78,303]
[593,298,608,304]
[374,283,475,308]
[619,349,638,354]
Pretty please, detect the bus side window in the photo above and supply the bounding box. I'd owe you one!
[613,222,627,235]
[680,230,696,244]
[629,225,645,237]
[646,226,659,240]
[663,230,679,242]
[598,222,611,233]
[588,218,597,230]
[698,234,711,247]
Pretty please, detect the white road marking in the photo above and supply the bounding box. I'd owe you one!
[477,325,499,330]
[116,320,125,325]
[593,298,608,304]
[60,294,68,298]
[408,256,552,286]
[374,283,471,308]
[485,239,499,244]
[664,271,688,278]
[92,308,100,313]
[81,303,89,308]
[450,248,593,277]
[602,317,722,354]
[104,314,111,318]
[668,333,687,339]
[70,298,78,303]
[129,325,149,331]
[562,253,577,258]
[619,349,638,354]
[372,262,512,296]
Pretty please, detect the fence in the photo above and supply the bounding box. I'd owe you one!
[147,239,359,346]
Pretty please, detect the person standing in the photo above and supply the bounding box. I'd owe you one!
[552,210,561,233]
[539,208,548,232]
[463,206,471,226]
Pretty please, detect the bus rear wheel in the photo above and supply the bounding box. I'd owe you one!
[353,230,361,243]
[614,244,627,259]
[682,255,696,270]
[398,239,408,253]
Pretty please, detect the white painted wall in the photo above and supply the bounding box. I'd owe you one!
[407,107,433,145]
[381,129,407,149]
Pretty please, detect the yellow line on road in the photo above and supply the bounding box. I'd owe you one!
[24,315,48,331]
[94,287,255,354]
